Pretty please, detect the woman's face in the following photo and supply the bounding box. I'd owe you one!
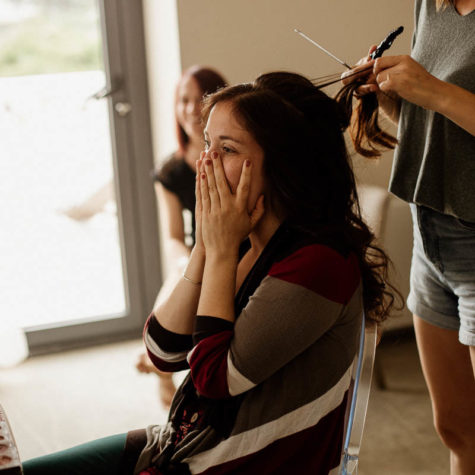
[204,101,266,212]
[176,75,203,140]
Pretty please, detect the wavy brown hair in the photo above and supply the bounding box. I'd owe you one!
[334,83,398,158]
[202,72,401,323]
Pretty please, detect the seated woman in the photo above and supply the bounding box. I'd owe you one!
[23,71,395,475]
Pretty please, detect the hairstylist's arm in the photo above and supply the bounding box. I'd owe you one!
[153,157,206,335]
[374,55,475,136]
[341,46,401,124]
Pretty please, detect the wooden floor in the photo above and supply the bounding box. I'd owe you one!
[0,331,449,474]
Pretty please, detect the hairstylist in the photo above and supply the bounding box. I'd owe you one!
[344,1,475,473]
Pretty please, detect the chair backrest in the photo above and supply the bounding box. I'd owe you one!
[339,314,378,475]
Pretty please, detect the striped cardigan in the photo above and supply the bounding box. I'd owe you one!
[135,224,363,475]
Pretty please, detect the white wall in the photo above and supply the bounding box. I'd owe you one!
[176,1,411,82]
[143,0,181,162]
[174,0,414,188]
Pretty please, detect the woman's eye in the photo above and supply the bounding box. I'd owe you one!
[222,146,235,154]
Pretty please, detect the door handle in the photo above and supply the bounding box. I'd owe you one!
[88,78,123,101]
[88,80,132,117]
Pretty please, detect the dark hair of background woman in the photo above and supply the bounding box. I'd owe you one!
[203,71,401,323]
[175,65,227,156]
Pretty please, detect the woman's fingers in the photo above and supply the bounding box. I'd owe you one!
[195,158,202,214]
[342,63,378,98]
[367,44,377,59]
[374,55,436,108]
[200,166,211,214]
[211,152,231,198]
[236,159,252,207]
[341,59,375,87]
[204,154,220,210]
[341,45,378,93]
[373,55,403,75]
[355,83,379,97]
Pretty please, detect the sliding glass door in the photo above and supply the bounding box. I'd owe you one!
[0,0,161,353]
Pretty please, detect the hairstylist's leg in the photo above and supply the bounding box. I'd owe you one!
[22,433,128,475]
[413,316,475,475]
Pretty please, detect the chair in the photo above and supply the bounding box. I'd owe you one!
[357,184,413,391]
[338,315,378,475]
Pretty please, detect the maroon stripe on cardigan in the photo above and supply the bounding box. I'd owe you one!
[189,331,233,399]
[268,244,360,304]
[195,392,348,475]
[138,467,163,475]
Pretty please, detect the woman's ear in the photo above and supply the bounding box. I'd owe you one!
[249,195,265,229]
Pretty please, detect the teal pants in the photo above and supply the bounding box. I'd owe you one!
[22,433,129,475]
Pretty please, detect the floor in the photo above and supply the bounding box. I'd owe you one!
[359,331,449,474]
[0,331,449,474]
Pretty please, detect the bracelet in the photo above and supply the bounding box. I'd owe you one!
[182,273,202,286]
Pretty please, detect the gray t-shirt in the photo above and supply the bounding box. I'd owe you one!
[389,0,475,221]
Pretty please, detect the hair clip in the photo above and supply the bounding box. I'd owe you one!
[370,26,404,59]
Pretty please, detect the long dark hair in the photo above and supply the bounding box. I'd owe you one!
[175,65,227,156]
[203,71,399,323]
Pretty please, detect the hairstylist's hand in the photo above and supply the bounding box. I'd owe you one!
[199,152,264,258]
[341,46,402,123]
[341,46,378,96]
[373,55,442,110]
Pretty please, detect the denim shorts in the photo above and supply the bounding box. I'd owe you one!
[408,204,475,346]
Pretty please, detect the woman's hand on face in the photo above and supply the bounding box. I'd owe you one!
[199,152,265,258]
[193,153,206,255]
[373,55,442,110]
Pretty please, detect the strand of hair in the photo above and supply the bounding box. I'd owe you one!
[312,65,373,89]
